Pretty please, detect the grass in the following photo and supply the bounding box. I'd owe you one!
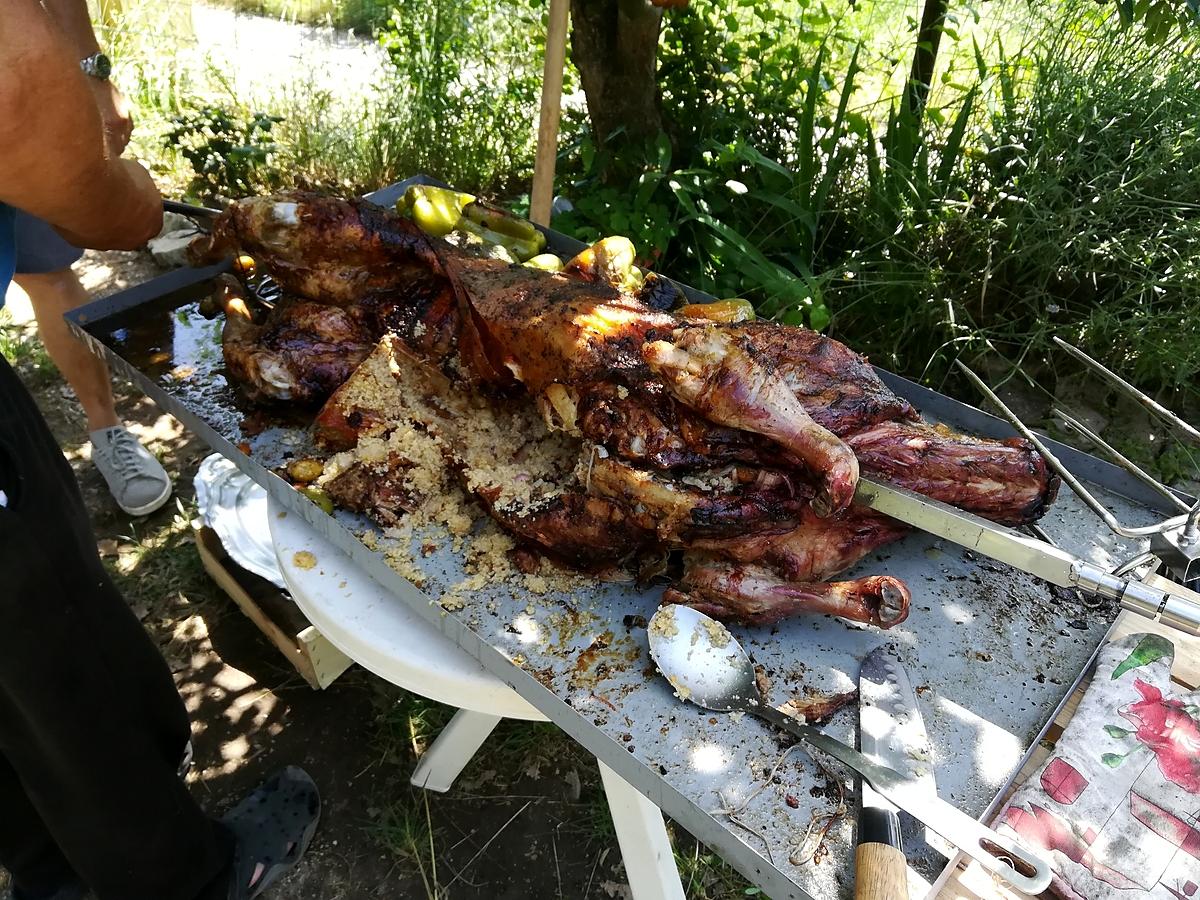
[104,496,225,619]
[368,689,764,898]
[0,309,55,380]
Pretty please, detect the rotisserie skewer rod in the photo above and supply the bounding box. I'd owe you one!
[855,476,1200,635]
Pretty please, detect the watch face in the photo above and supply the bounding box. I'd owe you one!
[83,53,112,79]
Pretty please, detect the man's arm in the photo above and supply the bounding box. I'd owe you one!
[40,0,134,153]
[0,0,160,250]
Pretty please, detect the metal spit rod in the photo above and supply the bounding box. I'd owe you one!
[1051,338,1200,546]
[855,478,1200,636]
[953,361,1191,540]
[1052,336,1200,447]
[1051,406,1192,515]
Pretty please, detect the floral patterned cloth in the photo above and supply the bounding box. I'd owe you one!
[994,633,1200,899]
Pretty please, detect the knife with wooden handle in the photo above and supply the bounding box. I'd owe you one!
[855,648,937,900]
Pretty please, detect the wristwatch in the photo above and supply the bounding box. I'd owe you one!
[79,52,112,81]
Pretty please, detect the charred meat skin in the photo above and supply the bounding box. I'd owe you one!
[584,455,810,544]
[644,325,859,517]
[189,192,442,307]
[475,487,654,569]
[444,254,676,391]
[688,506,911,583]
[845,420,1060,526]
[215,277,375,404]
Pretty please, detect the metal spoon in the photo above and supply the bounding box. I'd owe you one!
[646,604,1053,895]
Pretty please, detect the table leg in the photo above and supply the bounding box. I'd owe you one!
[598,760,686,900]
[410,708,503,793]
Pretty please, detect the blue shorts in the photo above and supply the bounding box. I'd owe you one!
[12,210,83,275]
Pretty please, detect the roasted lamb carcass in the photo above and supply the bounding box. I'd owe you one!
[314,335,911,626]
[196,192,1058,631]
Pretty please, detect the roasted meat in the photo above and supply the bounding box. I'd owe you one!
[189,194,442,307]
[199,192,1062,631]
[213,275,375,404]
[664,555,910,629]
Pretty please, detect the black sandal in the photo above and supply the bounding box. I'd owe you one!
[222,766,321,900]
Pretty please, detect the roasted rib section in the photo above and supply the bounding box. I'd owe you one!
[199,192,1063,631]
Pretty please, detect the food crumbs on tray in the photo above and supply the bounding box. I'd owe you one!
[292,551,317,570]
[667,674,691,701]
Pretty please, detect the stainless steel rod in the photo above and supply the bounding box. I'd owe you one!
[854,477,1200,635]
[1053,337,1200,447]
[954,361,1184,538]
[1051,406,1191,514]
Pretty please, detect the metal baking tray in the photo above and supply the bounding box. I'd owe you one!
[67,176,1184,898]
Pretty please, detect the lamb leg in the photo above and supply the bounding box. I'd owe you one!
[665,554,910,629]
[643,325,858,516]
[688,506,910,582]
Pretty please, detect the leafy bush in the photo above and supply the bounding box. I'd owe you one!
[829,14,1200,403]
[165,107,283,200]
[375,0,546,196]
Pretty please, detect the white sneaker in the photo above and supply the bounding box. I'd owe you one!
[90,425,173,516]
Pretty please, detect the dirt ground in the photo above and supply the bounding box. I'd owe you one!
[2,249,742,900]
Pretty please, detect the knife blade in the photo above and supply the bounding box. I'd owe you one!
[855,648,935,900]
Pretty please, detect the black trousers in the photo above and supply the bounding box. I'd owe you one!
[0,355,232,900]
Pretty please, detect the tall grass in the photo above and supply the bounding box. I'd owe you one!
[827,7,1200,407]
[203,0,393,32]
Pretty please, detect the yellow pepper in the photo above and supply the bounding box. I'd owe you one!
[678,298,757,323]
[463,201,546,252]
[298,485,335,515]
[564,236,641,293]
[456,218,541,261]
[401,185,475,237]
[523,253,564,272]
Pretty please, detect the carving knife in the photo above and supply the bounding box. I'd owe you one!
[855,648,937,899]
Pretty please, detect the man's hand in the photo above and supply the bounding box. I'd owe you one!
[90,79,133,154]
[0,0,162,250]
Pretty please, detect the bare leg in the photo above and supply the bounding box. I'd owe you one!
[15,268,117,431]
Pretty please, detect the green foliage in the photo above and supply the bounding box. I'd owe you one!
[105,0,546,200]
[373,0,546,195]
[831,15,1200,398]
[165,107,283,200]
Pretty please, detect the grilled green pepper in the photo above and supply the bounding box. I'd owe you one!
[400,185,475,237]
[523,253,564,272]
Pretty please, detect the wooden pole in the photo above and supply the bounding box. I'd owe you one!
[530,0,570,227]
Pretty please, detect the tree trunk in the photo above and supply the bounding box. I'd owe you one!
[570,0,666,147]
[904,0,949,118]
